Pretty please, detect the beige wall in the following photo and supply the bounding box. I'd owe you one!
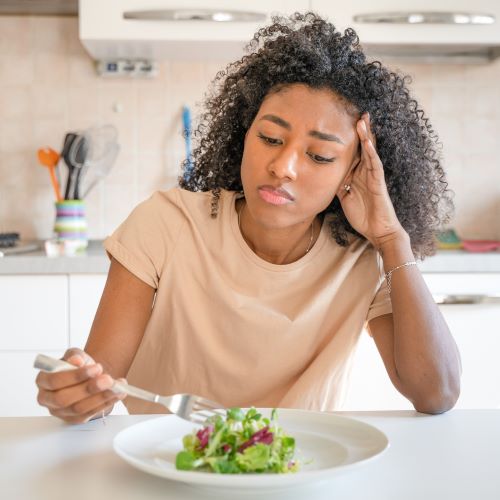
[0,16,499,241]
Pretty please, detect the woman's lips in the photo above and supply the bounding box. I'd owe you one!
[257,186,294,206]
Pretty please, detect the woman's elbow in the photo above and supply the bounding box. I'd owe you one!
[412,384,460,415]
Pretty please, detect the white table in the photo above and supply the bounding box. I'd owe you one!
[1,410,499,500]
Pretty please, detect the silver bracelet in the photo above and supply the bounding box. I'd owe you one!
[385,261,417,294]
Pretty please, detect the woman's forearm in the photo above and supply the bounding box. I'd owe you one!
[377,230,462,413]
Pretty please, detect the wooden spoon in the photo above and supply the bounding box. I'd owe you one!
[37,147,63,202]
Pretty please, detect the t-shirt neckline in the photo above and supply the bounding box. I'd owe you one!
[228,191,330,272]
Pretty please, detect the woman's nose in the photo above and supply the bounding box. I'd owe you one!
[268,147,298,181]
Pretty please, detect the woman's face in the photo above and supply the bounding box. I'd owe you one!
[240,83,360,229]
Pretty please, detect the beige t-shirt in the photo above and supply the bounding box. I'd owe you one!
[104,188,392,414]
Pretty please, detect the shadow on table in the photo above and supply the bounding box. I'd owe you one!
[337,410,431,419]
[29,449,337,500]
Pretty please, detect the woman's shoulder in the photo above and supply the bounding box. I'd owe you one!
[133,187,236,230]
[149,187,233,209]
[152,187,236,219]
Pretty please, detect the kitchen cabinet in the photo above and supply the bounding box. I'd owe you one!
[0,275,68,351]
[69,275,107,349]
[80,0,310,60]
[3,270,500,415]
[310,0,500,62]
[1,274,107,416]
[344,273,500,411]
[0,351,65,416]
[310,0,500,45]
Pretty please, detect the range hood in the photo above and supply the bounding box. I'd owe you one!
[74,2,500,65]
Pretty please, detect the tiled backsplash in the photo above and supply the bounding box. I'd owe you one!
[1,16,499,241]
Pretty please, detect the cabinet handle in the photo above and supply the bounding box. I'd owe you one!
[123,9,266,22]
[353,12,495,25]
[433,294,500,305]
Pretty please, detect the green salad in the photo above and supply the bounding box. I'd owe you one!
[175,407,299,474]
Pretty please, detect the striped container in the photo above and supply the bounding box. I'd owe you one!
[54,200,88,249]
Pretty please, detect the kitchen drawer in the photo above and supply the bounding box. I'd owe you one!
[69,274,107,349]
[0,275,68,350]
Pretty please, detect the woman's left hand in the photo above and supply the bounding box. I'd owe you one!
[337,113,405,249]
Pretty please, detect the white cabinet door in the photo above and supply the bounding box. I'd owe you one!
[0,350,128,417]
[69,275,107,349]
[0,350,65,416]
[344,330,412,411]
[0,275,68,351]
[344,273,500,410]
[441,303,500,409]
[0,273,121,417]
[310,0,500,45]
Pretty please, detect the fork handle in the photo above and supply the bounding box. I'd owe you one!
[34,354,160,404]
[34,354,80,373]
[112,381,161,404]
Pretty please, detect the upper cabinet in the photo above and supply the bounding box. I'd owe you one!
[80,0,500,63]
[310,0,500,45]
[79,0,310,61]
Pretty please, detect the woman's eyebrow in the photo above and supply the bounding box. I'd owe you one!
[259,114,344,144]
[309,130,344,144]
[260,114,291,130]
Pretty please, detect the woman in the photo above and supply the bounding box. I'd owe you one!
[36,13,461,423]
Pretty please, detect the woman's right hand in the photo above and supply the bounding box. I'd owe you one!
[35,348,126,424]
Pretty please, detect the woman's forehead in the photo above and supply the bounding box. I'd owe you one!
[256,84,359,134]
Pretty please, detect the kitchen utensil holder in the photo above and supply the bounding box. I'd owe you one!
[53,200,88,251]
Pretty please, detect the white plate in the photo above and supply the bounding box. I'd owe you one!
[113,408,388,492]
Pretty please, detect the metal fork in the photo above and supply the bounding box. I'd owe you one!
[34,354,226,424]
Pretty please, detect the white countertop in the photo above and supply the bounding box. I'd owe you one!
[418,249,500,273]
[1,410,498,500]
[0,240,110,274]
[1,240,500,274]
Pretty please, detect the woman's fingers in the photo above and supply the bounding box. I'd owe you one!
[35,347,98,392]
[36,361,102,392]
[357,120,372,163]
[361,113,377,147]
[54,394,124,425]
[356,117,384,178]
[34,347,129,424]
[38,373,114,410]
[51,388,123,419]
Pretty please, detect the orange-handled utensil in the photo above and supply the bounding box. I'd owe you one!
[37,147,63,202]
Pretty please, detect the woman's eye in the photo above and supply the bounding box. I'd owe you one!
[257,133,282,145]
[307,153,335,164]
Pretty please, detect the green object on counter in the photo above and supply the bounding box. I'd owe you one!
[436,229,462,250]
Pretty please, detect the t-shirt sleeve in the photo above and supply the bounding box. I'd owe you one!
[103,189,185,289]
[366,254,392,322]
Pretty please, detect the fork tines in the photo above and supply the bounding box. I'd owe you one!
[190,396,226,424]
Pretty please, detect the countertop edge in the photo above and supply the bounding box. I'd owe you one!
[1,242,500,275]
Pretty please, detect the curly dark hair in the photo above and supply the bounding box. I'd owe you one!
[179,11,453,258]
